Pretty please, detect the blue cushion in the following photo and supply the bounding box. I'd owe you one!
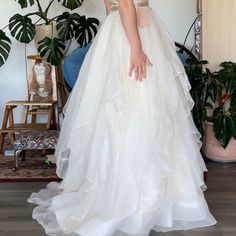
[62,43,91,89]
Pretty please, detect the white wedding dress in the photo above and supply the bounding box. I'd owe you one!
[27,0,217,235]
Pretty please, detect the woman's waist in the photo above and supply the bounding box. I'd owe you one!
[111,2,149,11]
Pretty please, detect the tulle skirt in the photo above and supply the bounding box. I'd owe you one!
[27,6,217,236]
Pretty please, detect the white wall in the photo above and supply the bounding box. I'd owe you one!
[0,0,197,123]
[152,0,197,47]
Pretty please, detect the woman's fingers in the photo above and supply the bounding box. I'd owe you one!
[138,66,143,82]
[129,53,152,82]
[140,67,144,81]
[140,56,151,81]
[129,64,134,77]
[138,67,141,82]
[138,61,147,81]
[135,64,146,82]
[139,63,145,80]
[135,66,139,81]
[142,63,146,79]
[146,57,153,66]
[130,63,143,81]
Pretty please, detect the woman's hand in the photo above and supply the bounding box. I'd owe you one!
[118,0,152,82]
[129,47,153,82]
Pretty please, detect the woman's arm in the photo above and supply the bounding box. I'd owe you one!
[119,0,152,82]
[104,0,111,15]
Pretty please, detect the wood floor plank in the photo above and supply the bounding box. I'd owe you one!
[0,162,236,235]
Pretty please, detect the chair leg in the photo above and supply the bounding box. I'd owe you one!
[8,109,15,143]
[13,150,22,172]
[21,150,26,162]
[31,114,37,124]
[21,105,29,124]
[51,103,58,130]
[0,133,5,154]
[47,106,53,129]
[54,103,60,130]
[0,106,10,154]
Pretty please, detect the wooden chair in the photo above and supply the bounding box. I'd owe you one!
[0,55,59,154]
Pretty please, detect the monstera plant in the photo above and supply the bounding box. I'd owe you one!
[0,0,99,66]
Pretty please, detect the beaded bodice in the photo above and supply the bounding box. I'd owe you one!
[110,0,149,7]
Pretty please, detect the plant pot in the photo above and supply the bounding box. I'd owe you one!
[203,122,236,163]
[34,23,58,48]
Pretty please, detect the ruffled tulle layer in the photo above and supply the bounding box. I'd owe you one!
[27,7,217,236]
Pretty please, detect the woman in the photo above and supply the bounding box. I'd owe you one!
[28,0,217,235]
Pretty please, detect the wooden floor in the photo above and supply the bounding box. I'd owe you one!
[0,161,235,236]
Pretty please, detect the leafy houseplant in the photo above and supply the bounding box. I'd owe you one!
[186,60,236,149]
[0,0,99,66]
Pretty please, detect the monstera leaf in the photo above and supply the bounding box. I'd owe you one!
[15,0,35,8]
[0,30,11,67]
[9,14,35,43]
[16,0,84,10]
[74,16,99,47]
[58,0,84,10]
[0,0,98,67]
[38,37,66,66]
[56,12,81,41]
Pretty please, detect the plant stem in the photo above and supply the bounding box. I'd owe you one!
[51,15,63,21]
[36,13,51,24]
[33,18,44,25]
[1,24,10,31]
[45,0,55,16]
[35,0,43,13]
[26,12,51,24]
[25,12,44,24]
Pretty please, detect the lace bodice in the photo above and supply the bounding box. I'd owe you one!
[110,0,150,26]
[110,0,149,6]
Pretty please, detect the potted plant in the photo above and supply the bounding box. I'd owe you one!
[186,60,236,162]
[0,0,99,66]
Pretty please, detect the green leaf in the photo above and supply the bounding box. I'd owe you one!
[9,14,35,43]
[225,77,234,94]
[58,0,84,10]
[221,116,229,147]
[227,116,236,138]
[56,12,81,41]
[201,81,209,104]
[15,0,35,8]
[217,61,236,95]
[213,108,224,139]
[231,92,236,107]
[204,102,214,109]
[0,30,11,67]
[226,119,233,147]
[232,117,236,139]
[74,16,99,47]
[38,37,66,66]
[192,107,205,136]
[214,110,234,147]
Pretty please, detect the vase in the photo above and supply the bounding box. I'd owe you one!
[34,23,58,47]
[203,122,236,163]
